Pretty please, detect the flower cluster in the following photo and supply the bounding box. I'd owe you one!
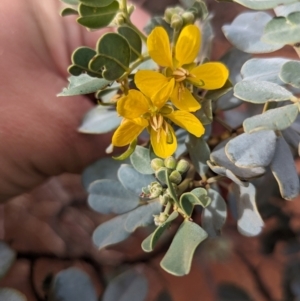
[112,24,229,158]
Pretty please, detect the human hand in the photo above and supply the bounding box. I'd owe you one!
[0,0,149,201]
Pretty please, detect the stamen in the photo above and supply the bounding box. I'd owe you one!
[173,67,189,82]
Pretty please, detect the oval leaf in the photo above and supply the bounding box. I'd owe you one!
[262,12,300,45]
[48,268,97,301]
[275,2,300,16]
[78,1,119,29]
[280,60,300,88]
[222,12,283,53]
[58,74,111,96]
[80,0,114,7]
[202,189,227,237]
[78,105,121,134]
[130,146,154,175]
[243,104,299,133]
[93,214,130,249]
[88,179,139,214]
[234,80,293,103]
[241,58,289,84]
[90,33,130,80]
[225,130,277,168]
[160,221,208,276]
[118,164,155,195]
[232,183,264,236]
[102,269,148,301]
[271,136,300,200]
[124,201,162,232]
[232,0,298,9]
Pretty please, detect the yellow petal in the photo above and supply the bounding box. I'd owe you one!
[189,62,229,90]
[150,124,177,158]
[175,25,201,67]
[170,83,201,112]
[112,118,147,147]
[117,90,149,119]
[167,110,205,137]
[135,71,174,109]
[147,27,173,67]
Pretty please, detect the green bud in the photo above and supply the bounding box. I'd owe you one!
[170,14,183,30]
[176,159,190,174]
[153,213,168,226]
[164,7,175,23]
[151,158,165,171]
[115,12,126,25]
[182,12,195,25]
[128,4,135,15]
[149,181,163,198]
[164,156,177,170]
[169,170,182,184]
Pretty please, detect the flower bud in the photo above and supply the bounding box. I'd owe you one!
[164,7,175,23]
[153,213,168,226]
[170,14,183,30]
[128,4,135,15]
[149,181,163,198]
[169,170,182,184]
[115,12,126,25]
[151,158,165,171]
[176,159,190,174]
[182,12,195,25]
[164,156,177,170]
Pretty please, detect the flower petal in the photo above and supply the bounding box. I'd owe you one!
[175,25,201,67]
[189,62,229,90]
[117,90,149,119]
[167,110,205,137]
[170,84,201,112]
[135,71,174,109]
[112,118,147,147]
[150,124,177,158]
[147,27,173,67]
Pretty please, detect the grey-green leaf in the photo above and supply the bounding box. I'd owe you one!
[78,2,119,29]
[262,12,300,45]
[222,12,283,53]
[0,289,27,301]
[48,268,97,301]
[186,135,210,177]
[202,189,227,237]
[243,104,299,133]
[130,146,154,175]
[190,188,212,207]
[225,130,277,168]
[142,211,179,252]
[280,60,300,88]
[90,33,130,80]
[210,139,266,179]
[118,164,154,195]
[68,46,98,76]
[60,7,78,16]
[88,179,139,214]
[78,105,121,134]
[241,58,289,84]
[82,157,126,190]
[274,2,300,16]
[80,0,115,7]
[124,202,162,232]
[160,221,208,276]
[93,214,130,249]
[231,0,298,9]
[270,136,300,200]
[0,242,16,279]
[58,74,110,96]
[234,80,293,103]
[118,26,142,62]
[102,269,148,301]
[232,183,264,236]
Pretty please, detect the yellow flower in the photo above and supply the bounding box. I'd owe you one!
[135,25,229,112]
[112,89,204,158]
